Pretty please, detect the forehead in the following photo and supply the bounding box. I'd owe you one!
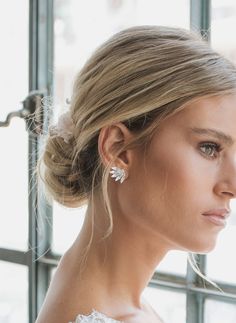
[172,94,236,127]
[150,94,236,145]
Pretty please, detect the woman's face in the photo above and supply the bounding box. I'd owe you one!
[122,94,236,253]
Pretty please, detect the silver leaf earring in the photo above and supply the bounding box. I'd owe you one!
[109,166,127,183]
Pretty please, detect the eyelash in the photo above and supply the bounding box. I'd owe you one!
[198,141,222,159]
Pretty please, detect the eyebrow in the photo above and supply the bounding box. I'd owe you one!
[188,127,234,146]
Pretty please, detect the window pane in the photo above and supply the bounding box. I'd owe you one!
[206,199,236,284]
[211,0,236,64]
[0,120,28,250]
[142,286,186,323]
[0,0,29,250]
[50,267,56,281]
[156,250,187,276]
[0,0,28,120]
[0,261,28,323]
[52,202,86,254]
[204,298,236,323]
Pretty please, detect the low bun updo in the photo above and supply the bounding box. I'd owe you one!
[37,120,102,208]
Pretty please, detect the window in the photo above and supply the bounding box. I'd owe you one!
[0,1,236,322]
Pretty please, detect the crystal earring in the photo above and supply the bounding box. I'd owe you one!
[109,166,127,183]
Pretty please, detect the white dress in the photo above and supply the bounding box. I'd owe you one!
[69,309,123,323]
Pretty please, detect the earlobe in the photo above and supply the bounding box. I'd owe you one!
[97,122,134,171]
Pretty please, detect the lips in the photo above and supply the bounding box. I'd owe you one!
[202,208,230,218]
[202,208,231,226]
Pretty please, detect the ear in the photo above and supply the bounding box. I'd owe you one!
[98,122,135,171]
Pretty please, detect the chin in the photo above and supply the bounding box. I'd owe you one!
[179,238,218,254]
[173,235,219,254]
[190,241,217,254]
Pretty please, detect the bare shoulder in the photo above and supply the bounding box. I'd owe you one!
[35,250,88,323]
[120,310,164,323]
[141,298,165,323]
[117,298,164,323]
[35,250,122,323]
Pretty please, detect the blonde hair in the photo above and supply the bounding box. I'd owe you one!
[37,25,236,290]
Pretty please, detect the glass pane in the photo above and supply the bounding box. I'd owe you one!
[206,199,236,284]
[0,0,29,250]
[156,250,187,276]
[204,298,236,323]
[53,0,190,108]
[0,119,28,250]
[211,0,236,64]
[52,202,86,254]
[0,261,28,323]
[0,0,29,120]
[142,286,186,323]
[50,267,57,281]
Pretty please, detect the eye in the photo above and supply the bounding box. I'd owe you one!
[199,142,222,159]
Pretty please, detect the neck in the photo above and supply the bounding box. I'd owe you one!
[69,192,171,310]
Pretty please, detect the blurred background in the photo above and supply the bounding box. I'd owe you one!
[0,0,236,322]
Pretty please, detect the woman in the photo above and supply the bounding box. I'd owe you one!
[35,25,236,323]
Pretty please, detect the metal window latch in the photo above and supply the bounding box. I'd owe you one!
[0,90,50,136]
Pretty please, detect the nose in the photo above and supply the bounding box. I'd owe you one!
[214,180,236,199]
[213,155,236,199]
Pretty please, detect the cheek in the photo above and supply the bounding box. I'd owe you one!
[146,146,203,202]
[153,152,217,232]
[147,150,221,251]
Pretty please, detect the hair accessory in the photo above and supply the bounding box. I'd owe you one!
[109,166,127,183]
[49,111,74,143]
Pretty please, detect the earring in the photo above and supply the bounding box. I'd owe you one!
[109,166,127,183]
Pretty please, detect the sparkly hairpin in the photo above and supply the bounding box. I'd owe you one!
[41,96,74,144]
[48,111,74,143]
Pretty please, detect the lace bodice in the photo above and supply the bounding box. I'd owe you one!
[69,309,123,323]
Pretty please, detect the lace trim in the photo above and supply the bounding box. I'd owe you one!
[69,309,123,323]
